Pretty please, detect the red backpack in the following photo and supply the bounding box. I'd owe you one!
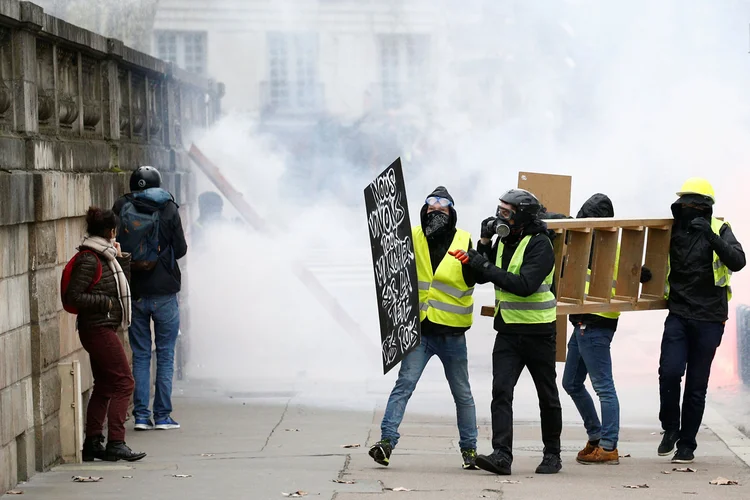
[60,250,103,314]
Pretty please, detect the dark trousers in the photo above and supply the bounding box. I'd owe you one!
[78,325,135,442]
[659,313,724,452]
[491,333,562,459]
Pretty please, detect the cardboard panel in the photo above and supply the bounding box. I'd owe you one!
[518,171,572,216]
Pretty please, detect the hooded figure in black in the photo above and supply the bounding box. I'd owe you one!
[657,181,745,464]
[369,186,480,472]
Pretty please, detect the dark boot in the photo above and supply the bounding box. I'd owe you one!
[105,441,147,462]
[82,435,106,462]
[658,430,679,456]
[475,452,512,475]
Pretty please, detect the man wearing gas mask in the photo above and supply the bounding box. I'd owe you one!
[369,186,480,471]
[452,189,562,476]
[658,178,745,464]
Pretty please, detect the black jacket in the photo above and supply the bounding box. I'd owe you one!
[667,200,745,322]
[569,194,619,330]
[476,220,556,335]
[66,250,131,330]
[418,187,476,337]
[113,191,188,299]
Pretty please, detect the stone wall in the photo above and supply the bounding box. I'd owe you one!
[0,2,223,494]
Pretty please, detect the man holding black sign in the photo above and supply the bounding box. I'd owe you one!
[453,188,562,476]
[369,186,480,470]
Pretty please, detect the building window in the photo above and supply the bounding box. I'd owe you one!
[264,33,320,113]
[378,34,429,110]
[153,31,207,76]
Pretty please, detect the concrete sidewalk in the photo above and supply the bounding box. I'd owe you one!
[3,379,750,500]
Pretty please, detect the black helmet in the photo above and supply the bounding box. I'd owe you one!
[130,166,162,192]
[499,189,541,216]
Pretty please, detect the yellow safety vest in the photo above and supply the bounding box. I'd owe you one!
[494,235,556,324]
[664,217,733,302]
[413,226,475,327]
[584,245,621,320]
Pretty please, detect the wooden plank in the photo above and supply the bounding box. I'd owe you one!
[518,172,572,215]
[546,218,673,230]
[558,229,593,304]
[587,229,619,301]
[614,228,646,300]
[642,226,672,298]
[483,298,668,316]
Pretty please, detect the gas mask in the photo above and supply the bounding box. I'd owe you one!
[424,211,450,238]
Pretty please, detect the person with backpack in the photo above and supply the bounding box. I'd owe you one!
[61,206,146,462]
[113,166,188,431]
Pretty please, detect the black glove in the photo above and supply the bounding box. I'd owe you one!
[480,217,496,239]
[689,217,713,237]
[640,266,652,283]
[466,248,491,272]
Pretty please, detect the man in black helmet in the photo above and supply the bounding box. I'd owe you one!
[113,166,187,432]
[193,191,228,248]
[454,188,562,476]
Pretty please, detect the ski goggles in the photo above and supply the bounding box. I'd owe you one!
[426,196,453,208]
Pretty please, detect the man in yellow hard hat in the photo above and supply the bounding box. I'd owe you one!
[658,178,745,464]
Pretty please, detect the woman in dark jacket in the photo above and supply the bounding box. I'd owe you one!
[65,207,146,462]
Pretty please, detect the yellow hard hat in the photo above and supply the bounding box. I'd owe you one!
[676,177,715,203]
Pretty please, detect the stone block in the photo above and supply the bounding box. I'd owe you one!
[55,217,86,264]
[33,172,91,222]
[31,316,60,373]
[0,442,11,494]
[21,377,33,432]
[40,368,61,420]
[0,387,11,446]
[58,310,79,359]
[28,221,57,268]
[16,430,34,482]
[11,382,23,440]
[39,413,61,470]
[0,136,25,170]
[17,326,32,381]
[29,267,60,319]
[1,328,18,388]
[0,172,34,226]
[162,171,189,205]
[118,142,171,172]
[89,172,127,209]
[0,224,29,279]
[26,139,111,172]
[0,275,30,335]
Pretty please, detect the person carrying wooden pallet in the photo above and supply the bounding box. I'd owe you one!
[658,178,745,464]
[452,188,562,476]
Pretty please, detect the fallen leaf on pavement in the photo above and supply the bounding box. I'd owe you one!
[200,453,215,457]
[122,476,133,479]
[281,492,308,497]
[497,479,520,484]
[623,484,649,489]
[386,487,413,492]
[285,429,300,432]
[172,474,192,478]
[72,476,102,482]
[650,432,658,435]
[341,444,360,448]
[661,471,672,475]
[332,479,356,484]
[673,467,696,473]
[619,454,631,458]
[709,477,739,486]
[6,490,23,495]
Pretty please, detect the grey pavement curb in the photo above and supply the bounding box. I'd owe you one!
[704,404,750,467]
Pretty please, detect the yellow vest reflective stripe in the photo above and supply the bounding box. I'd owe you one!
[413,226,475,327]
[494,235,556,324]
[584,245,621,320]
[664,217,733,302]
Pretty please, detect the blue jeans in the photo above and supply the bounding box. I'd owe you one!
[659,313,724,452]
[129,294,180,421]
[562,324,620,450]
[380,334,477,450]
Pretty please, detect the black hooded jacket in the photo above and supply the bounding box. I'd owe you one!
[569,194,619,330]
[476,220,556,335]
[113,190,188,299]
[667,195,745,322]
[419,186,476,337]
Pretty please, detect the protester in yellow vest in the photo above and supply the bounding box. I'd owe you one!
[658,178,745,464]
[562,194,652,465]
[453,188,562,476]
[369,186,480,471]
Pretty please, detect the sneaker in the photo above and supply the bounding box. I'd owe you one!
[368,439,393,466]
[154,417,181,430]
[577,446,620,465]
[577,440,599,460]
[82,435,105,462]
[475,452,512,475]
[104,441,146,462]
[535,453,563,474]
[461,448,479,470]
[658,430,679,456]
[134,418,154,431]
[671,448,694,464]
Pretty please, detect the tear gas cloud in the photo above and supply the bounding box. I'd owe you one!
[185,0,750,398]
